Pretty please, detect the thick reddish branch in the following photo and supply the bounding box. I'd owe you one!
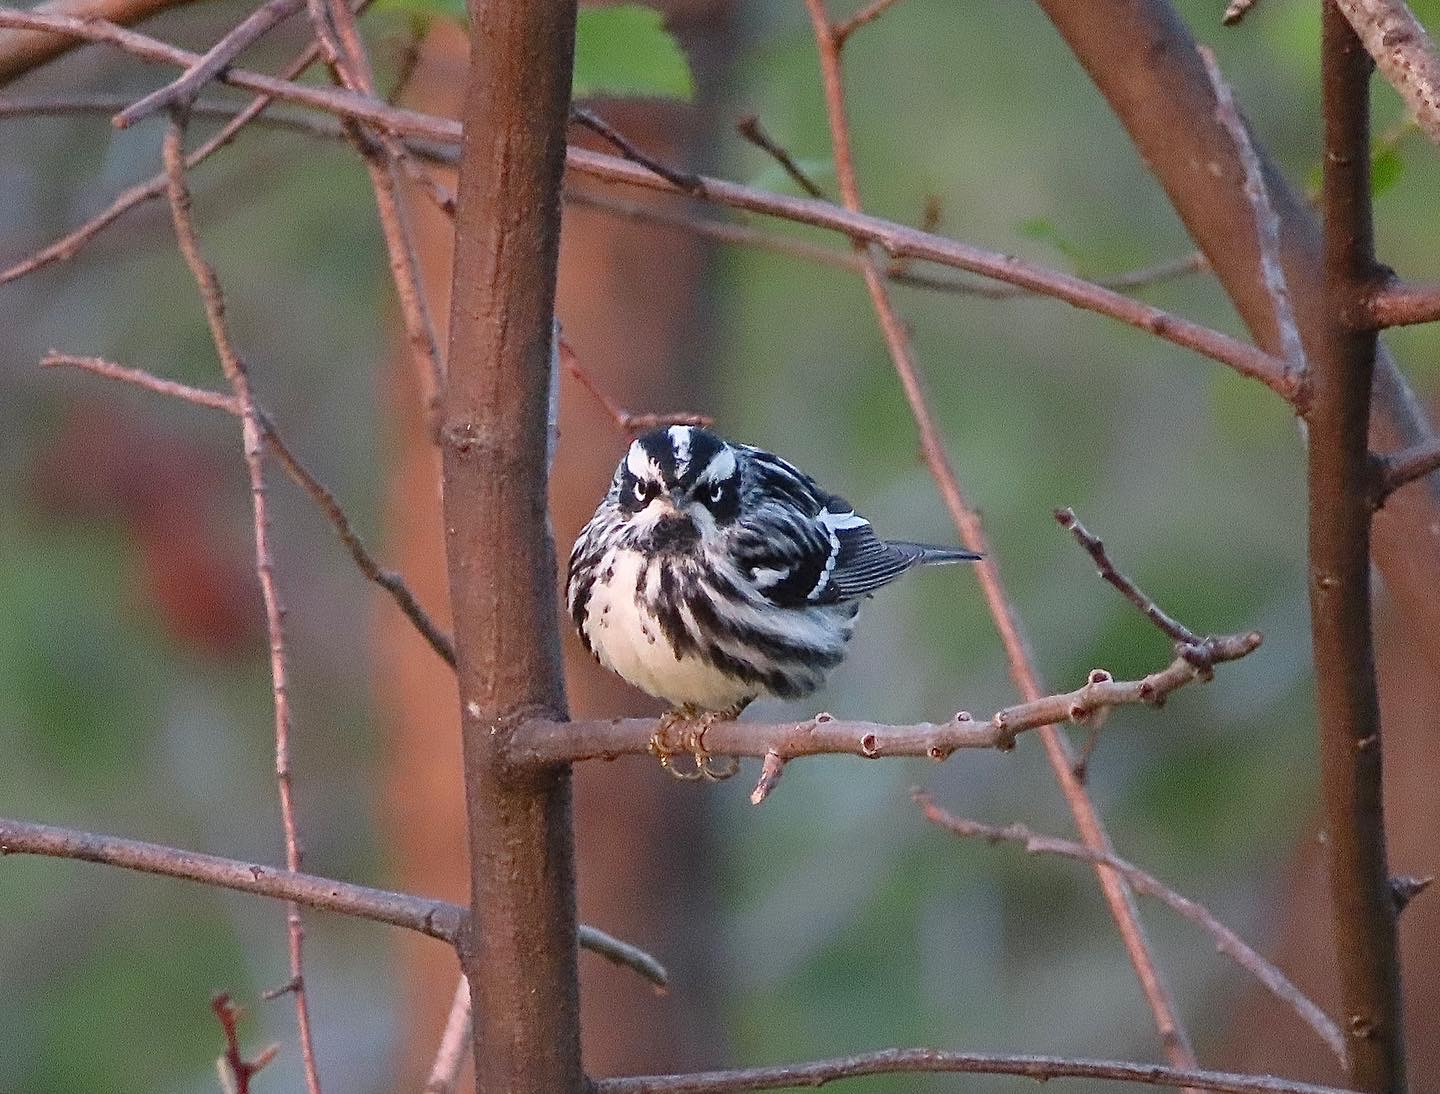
[439,0,582,1090]
[1311,7,1406,1089]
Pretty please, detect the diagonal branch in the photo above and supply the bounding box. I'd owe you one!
[799,0,1201,1072]
[161,112,321,1093]
[114,0,306,128]
[914,792,1346,1065]
[0,816,668,985]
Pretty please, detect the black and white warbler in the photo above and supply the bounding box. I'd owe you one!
[566,425,980,779]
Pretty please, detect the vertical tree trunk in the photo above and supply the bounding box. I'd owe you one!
[440,2,582,1090]
[1309,6,1404,1090]
[379,7,735,1084]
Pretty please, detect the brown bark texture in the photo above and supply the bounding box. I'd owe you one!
[438,0,581,1090]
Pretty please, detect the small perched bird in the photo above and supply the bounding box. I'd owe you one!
[567,426,980,779]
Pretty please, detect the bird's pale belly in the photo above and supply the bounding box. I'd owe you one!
[581,550,757,710]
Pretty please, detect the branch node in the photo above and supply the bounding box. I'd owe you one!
[1390,873,1433,913]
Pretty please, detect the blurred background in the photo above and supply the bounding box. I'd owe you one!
[2,0,1439,1089]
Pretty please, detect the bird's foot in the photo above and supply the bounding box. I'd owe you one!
[648,703,745,782]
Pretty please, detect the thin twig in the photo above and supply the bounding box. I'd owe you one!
[830,0,905,47]
[0,10,1290,397]
[424,978,473,1094]
[308,0,446,429]
[161,113,321,1094]
[799,0,1202,1073]
[570,104,703,193]
[41,352,456,667]
[114,0,307,128]
[1199,46,1309,391]
[593,1050,1359,1094]
[212,994,281,1094]
[1374,438,1440,505]
[511,634,1262,767]
[0,815,669,985]
[1054,507,1206,651]
[914,792,1346,1065]
[1366,278,1440,328]
[557,334,711,436]
[735,115,826,198]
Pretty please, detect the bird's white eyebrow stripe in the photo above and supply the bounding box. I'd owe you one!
[695,445,737,484]
[626,441,657,479]
[669,425,693,477]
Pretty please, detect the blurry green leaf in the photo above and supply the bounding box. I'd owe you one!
[1017,216,1084,267]
[365,1,696,102]
[573,5,695,101]
[1370,146,1405,196]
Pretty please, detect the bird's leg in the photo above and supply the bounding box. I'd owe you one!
[649,705,705,781]
[680,700,749,782]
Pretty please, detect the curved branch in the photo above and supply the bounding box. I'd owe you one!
[592,1049,1358,1094]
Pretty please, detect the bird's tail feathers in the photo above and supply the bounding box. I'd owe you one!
[890,541,983,565]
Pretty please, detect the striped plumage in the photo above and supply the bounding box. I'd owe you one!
[566,426,979,714]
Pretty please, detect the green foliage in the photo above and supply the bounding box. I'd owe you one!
[370,1,695,101]
[573,5,695,101]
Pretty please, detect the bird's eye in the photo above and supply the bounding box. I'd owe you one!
[709,483,724,504]
[633,480,652,503]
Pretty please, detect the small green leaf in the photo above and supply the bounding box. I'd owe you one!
[1370,146,1405,196]
[573,4,695,101]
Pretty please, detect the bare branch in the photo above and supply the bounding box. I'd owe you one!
[0,0,200,86]
[557,334,711,437]
[1375,438,1440,505]
[0,816,668,985]
[1366,279,1440,328]
[0,9,1293,398]
[799,0,1201,1072]
[568,188,1208,299]
[509,633,1261,767]
[1334,0,1440,147]
[41,352,458,668]
[0,816,464,939]
[1313,8,1407,1086]
[162,113,321,1093]
[1199,45,1309,390]
[571,105,703,193]
[1054,507,1206,653]
[735,115,826,198]
[114,0,306,128]
[830,0,904,47]
[592,1050,1360,1094]
[914,792,1346,1065]
[212,994,281,1094]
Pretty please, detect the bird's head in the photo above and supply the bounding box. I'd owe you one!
[612,425,742,549]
